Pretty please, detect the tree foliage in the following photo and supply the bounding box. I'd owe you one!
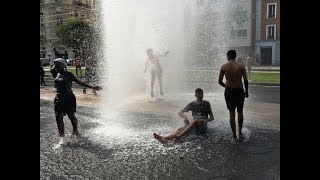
[56,20,95,56]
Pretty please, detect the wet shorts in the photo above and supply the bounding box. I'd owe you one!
[195,124,207,134]
[151,65,162,77]
[224,87,245,111]
[54,92,76,116]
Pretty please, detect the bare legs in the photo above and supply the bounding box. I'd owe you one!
[158,74,164,95]
[153,121,197,143]
[229,108,244,142]
[151,74,155,97]
[173,120,197,141]
[247,69,251,80]
[56,113,65,137]
[153,128,184,143]
[150,72,164,97]
[67,113,80,136]
[228,110,237,141]
[237,108,244,141]
[55,113,79,138]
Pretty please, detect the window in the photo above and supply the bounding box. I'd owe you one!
[267,3,276,18]
[230,29,247,38]
[208,0,217,5]
[230,30,235,38]
[241,11,247,18]
[237,29,247,38]
[266,25,276,39]
[197,0,204,6]
[40,5,43,15]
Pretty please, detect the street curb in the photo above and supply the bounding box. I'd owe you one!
[250,83,280,86]
[42,77,279,87]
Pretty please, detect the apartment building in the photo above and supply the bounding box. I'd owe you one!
[188,0,280,65]
[254,0,280,65]
[40,0,96,63]
[186,0,255,68]
[224,0,254,59]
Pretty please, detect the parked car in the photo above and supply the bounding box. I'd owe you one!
[66,59,75,66]
[40,58,50,66]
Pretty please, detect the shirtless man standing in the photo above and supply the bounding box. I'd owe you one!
[218,50,249,142]
[144,48,169,97]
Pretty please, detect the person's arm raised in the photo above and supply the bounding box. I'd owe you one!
[157,50,170,58]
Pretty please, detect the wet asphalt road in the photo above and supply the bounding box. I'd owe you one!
[40,85,279,180]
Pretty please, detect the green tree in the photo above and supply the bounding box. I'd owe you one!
[56,19,95,62]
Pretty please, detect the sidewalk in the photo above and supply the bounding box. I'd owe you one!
[43,65,280,86]
[44,65,280,71]
[252,65,280,71]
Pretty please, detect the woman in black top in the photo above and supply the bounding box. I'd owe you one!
[51,59,102,144]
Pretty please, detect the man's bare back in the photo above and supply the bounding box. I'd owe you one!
[218,50,249,142]
[219,61,247,88]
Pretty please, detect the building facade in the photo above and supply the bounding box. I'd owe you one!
[40,0,96,64]
[254,0,280,65]
[188,0,280,66]
[185,0,255,68]
[224,0,254,59]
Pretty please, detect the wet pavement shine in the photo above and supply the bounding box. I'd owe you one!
[40,86,279,179]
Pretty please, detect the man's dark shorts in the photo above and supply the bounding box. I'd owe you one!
[224,87,245,111]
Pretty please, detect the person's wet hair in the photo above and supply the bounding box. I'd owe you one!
[146,48,152,54]
[195,88,203,94]
[227,50,236,60]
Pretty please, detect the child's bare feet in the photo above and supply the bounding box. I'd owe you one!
[153,133,167,143]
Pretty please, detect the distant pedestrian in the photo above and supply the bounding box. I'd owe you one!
[62,56,68,70]
[83,55,98,95]
[245,55,253,80]
[75,56,83,77]
[40,61,46,86]
[236,57,245,65]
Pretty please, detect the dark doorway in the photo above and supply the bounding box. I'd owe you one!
[261,47,272,65]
